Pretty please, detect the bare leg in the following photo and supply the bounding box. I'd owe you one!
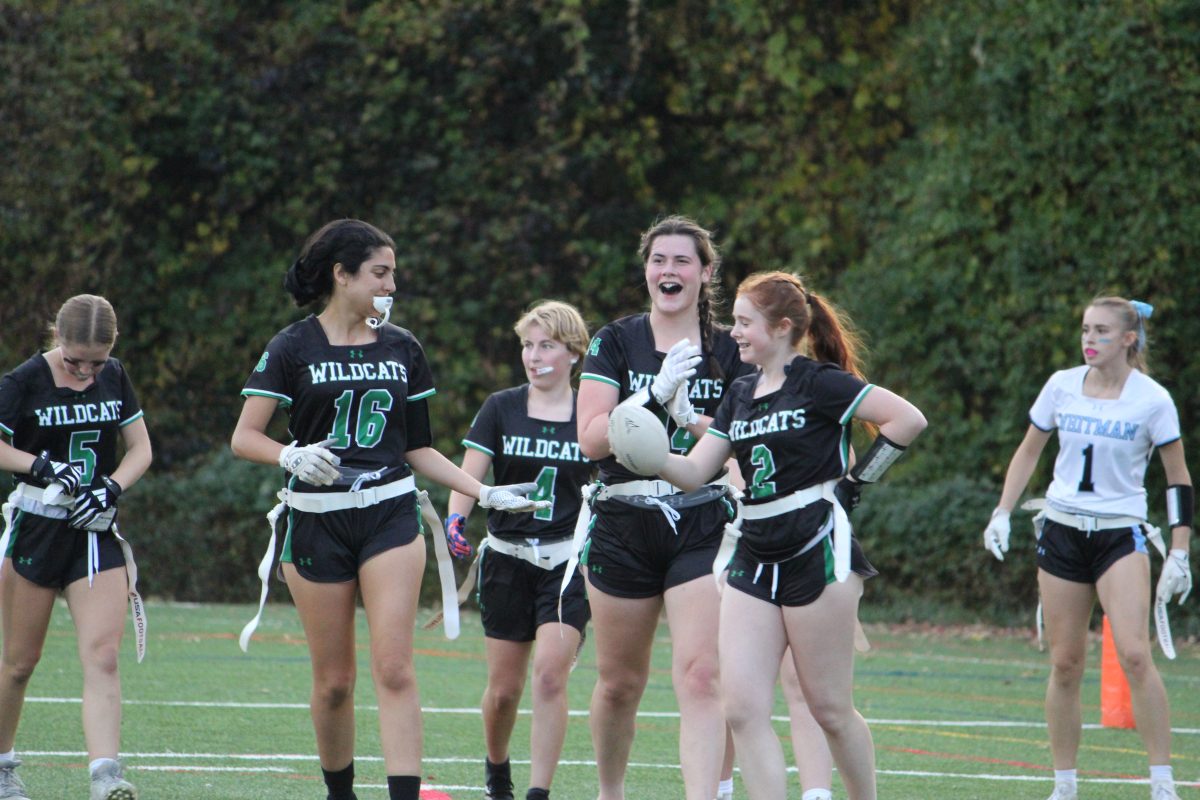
[1038,569,1094,770]
[664,576,726,800]
[719,587,787,800]
[527,621,581,790]
[0,562,57,752]
[281,563,360,770]
[482,637,531,765]
[780,648,835,794]
[586,579,660,800]
[1096,552,1172,765]
[65,568,129,760]
[359,539,426,774]
[786,576,875,800]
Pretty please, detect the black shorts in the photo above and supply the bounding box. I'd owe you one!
[281,492,420,582]
[477,545,590,641]
[6,511,126,590]
[582,489,733,599]
[727,532,877,608]
[1036,518,1148,584]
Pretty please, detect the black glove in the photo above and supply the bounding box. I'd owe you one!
[30,451,84,496]
[834,476,862,514]
[69,475,122,531]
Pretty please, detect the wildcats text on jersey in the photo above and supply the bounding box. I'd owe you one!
[307,360,409,385]
[728,409,807,441]
[1057,412,1138,441]
[34,400,123,427]
[627,371,724,401]
[501,435,586,463]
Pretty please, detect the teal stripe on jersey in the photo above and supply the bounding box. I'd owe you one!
[462,439,495,457]
[580,372,620,387]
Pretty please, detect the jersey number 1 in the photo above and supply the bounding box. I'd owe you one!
[1077,443,1095,492]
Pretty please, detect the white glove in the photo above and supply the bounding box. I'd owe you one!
[651,339,703,405]
[478,482,551,513]
[983,507,1010,561]
[1156,549,1193,605]
[279,439,341,486]
[666,382,699,427]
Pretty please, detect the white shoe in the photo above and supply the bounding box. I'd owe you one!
[1046,784,1077,800]
[1151,782,1180,800]
[0,759,30,800]
[89,760,136,800]
[715,792,733,800]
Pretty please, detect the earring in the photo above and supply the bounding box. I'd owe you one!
[570,358,578,364]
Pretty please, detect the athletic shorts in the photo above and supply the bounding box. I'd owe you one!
[582,491,732,599]
[281,492,420,583]
[727,532,877,608]
[1036,518,1146,584]
[477,545,590,640]
[5,511,126,590]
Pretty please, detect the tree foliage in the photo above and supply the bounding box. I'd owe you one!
[1,0,1196,630]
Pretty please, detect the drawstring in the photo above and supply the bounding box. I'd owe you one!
[643,497,680,534]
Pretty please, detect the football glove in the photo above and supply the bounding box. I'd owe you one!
[69,475,122,532]
[478,482,550,513]
[665,382,699,428]
[651,339,703,405]
[834,476,862,514]
[1156,549,1193,605]
[279,439,341,486]
[983,507,1011,561]
[30,451,84,497]
[444,513,473,560]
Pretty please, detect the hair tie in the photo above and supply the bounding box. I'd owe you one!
[1130,299,1152,352]
[805,292,813,306]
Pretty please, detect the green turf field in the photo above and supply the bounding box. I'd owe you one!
[10,600,1197,799]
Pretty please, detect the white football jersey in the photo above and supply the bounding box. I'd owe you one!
[1030,366,1180,519]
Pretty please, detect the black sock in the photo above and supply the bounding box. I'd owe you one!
[322,761,355,800]
[387,774,421,800]
[526,788,550,800]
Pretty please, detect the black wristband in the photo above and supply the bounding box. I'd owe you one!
[100,475,123,498]
[29,451,50,481]
[1166,484,1193,528]
[849,433,907,484]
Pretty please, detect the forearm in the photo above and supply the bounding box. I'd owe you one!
[406,447,483,498]
[110,437,152,492]
[230,427,287,467]
[0,439,38,475]
[447,449,491,519]
[996,448,1040,512]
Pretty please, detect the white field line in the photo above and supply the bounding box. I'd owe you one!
[22,696,1200,735]
[16,753,1200,789]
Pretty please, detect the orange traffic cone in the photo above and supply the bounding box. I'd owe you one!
[1100,615,1135,729]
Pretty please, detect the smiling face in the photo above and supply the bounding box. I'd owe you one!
[335,246,396,322]
[731,295,790,367]
[519,321,575,388]
[1081,304,1136,369]
[644,233,712,316]
[58,341,112,382]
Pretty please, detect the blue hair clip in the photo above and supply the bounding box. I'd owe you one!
[1130,300,1154,319]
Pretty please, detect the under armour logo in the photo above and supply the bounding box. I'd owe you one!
[17,557,33,565]
[297,557,314,567]
[729,569,746,578]
[541,426,556,435]
[349,349,364,359]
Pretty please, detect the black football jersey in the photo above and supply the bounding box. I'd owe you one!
[0,354,144,488]
[462,385,594,541]
[580,313,753,484]
[242,316,435,487]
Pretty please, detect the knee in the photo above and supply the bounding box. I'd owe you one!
[530,661,568,702]
[674,654,720,702]
[594,669,646,710]
[1048,649,1087,686]
[486,676,526,712]
[372,654,417,697]
[313,669,357,710]
[0,652,41,687]
[84,642,121,678]
[805,693,854,737]
[1116,645,1153,684]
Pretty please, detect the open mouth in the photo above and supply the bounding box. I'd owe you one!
[1085,348,1098,357]
[659,282,683,295]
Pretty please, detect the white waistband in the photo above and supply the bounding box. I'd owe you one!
[6,483,72,519]
[485,533,576,570]
[279,475,415,512]
[739,480,835,520]
[597,479,679,499]
[1042,507,1144,532]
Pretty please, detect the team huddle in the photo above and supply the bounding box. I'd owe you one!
[0,217,1191,800]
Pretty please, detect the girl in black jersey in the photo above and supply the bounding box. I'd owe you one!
[231,219,546,800]
[0,295,152,800]
[658,272,926,800]
[446,301,594,800]
[576,216,754,800]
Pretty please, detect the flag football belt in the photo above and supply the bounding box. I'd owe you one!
[713,478,851,592]
[484,533,576,570]
[0,484,148,663]
[1025,498,1175,659]
[278,475,416,512]
[240,476,462,651]
[1039,506,1146,534]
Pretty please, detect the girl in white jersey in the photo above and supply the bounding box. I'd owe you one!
[983,296,1193,800]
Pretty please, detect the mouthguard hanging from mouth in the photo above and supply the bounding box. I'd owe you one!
[366,296,393,330]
